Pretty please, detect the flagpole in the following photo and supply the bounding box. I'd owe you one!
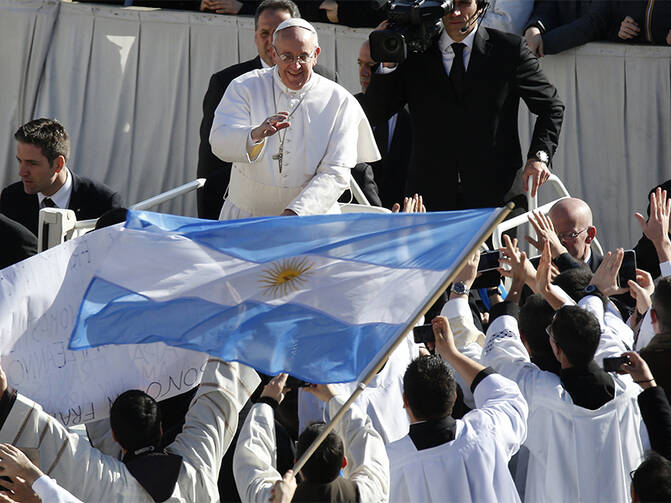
[291,202,515,475]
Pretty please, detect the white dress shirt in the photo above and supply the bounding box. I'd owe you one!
[37,167,72,209]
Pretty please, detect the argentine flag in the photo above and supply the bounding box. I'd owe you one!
[69,208,501,383]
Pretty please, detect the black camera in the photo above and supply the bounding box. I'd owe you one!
[369,0,454,63]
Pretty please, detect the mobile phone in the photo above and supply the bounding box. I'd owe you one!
[603,355,630,373]
[618,250,637,287]
[285,375,310,388]
[478,250,501,273]
[413,324,435,344]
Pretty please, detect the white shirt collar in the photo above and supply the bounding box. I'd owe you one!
[38,167,72,209]
[260,57,271,69]
[583,247,592,264]
[438,23,478,55]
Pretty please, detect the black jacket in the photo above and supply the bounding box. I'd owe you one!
[0,172,123,237]
[525,0,610,54]
[360,26,564,211]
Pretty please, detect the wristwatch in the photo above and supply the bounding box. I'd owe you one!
[452,281,468,295]
[584,284,602,297]
[533,150,549,164]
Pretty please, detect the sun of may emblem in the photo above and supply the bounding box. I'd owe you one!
[258,257,314,297]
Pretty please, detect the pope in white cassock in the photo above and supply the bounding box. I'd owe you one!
[210,18,380,219]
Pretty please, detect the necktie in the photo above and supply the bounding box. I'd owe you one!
[450,42,465,98]
[42,197,56,208]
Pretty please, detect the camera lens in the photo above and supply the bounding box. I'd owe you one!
[384,38,400,52]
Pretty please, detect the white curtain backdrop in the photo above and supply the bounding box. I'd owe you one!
[1,0,670,251]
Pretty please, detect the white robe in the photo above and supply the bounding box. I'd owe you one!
[386,373,528,503]
[233,397,390,503]
[481,310,648,503]
[210,66,380,219]
[297,333,418,444]
[0,360,260,502]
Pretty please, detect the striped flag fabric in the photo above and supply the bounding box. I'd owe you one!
[69,208,501,383]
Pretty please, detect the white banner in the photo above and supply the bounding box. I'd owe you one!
[0,224,207,427]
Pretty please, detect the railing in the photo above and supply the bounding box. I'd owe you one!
[492,174,604,257]
[37,178,206,252]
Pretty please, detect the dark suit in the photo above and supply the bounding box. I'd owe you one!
[197,57,338,219]
[0,172,123,237]
[0,214,37,270]
[360,26,564,211]
[357,92,411,209]
[525,0,610,54]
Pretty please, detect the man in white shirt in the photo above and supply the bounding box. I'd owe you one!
[386,315,527,502]
[0,358,260,502]
[233,374,389,503]
[482,298,647,502]
[210,18,379,219]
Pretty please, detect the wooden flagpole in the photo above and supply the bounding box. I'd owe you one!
[291,202,514,474]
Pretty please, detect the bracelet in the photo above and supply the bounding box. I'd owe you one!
[634,378,655,384]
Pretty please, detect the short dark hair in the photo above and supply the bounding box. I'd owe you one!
[552,267,593,303]
[403,355,456,421]
[520,294,556,357]
[295,423,344,483]
[632,451,671,502]
[14,118,70,163]
[550,306,601,367]
[110,390,162,453]
[254,0,300,29]
[652,276,671,331]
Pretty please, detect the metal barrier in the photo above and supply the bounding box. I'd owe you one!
[36,176,377,252]
[37,178,206,252]
[492,174,604,257]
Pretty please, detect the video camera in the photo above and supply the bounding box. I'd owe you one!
[369,0,454,63]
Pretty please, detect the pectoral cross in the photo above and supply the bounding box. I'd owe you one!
[272,145,284,173]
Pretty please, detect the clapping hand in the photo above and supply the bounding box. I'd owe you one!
[391,194,426,213]
[589,248,629,297]
[628,268,654,317]
[525,210,567,257]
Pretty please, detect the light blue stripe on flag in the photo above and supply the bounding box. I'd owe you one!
[126,209,496,270]
[70,208,500,383]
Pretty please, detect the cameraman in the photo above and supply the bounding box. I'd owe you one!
[360,0,564,211]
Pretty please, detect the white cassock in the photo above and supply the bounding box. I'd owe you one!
[481,298,648,503]
[386,373,528,503]
[210,66,380,219]
[0,360,260,502]
[233,396,390,503]
[297,333,418,444]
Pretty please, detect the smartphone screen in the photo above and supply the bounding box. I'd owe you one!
[618,250,636,287]
[478,250,501,273]
[412,324,435,344]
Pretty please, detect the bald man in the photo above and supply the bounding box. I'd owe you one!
[526,197,602,272]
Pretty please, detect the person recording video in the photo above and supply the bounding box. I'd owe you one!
[360,0,564,212]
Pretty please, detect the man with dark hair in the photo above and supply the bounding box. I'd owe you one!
[631,452,671,502]
[386,316,527,502]
[233,374,389,502]
[0,118,122,237]
[197,0,338,219]
[518,294,559,374]
[482,294,647,501]
[640,276,671,402]
[109,390,163,454]
[0,358,260,502]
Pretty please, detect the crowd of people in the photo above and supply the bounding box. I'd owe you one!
[1,0,671,501]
